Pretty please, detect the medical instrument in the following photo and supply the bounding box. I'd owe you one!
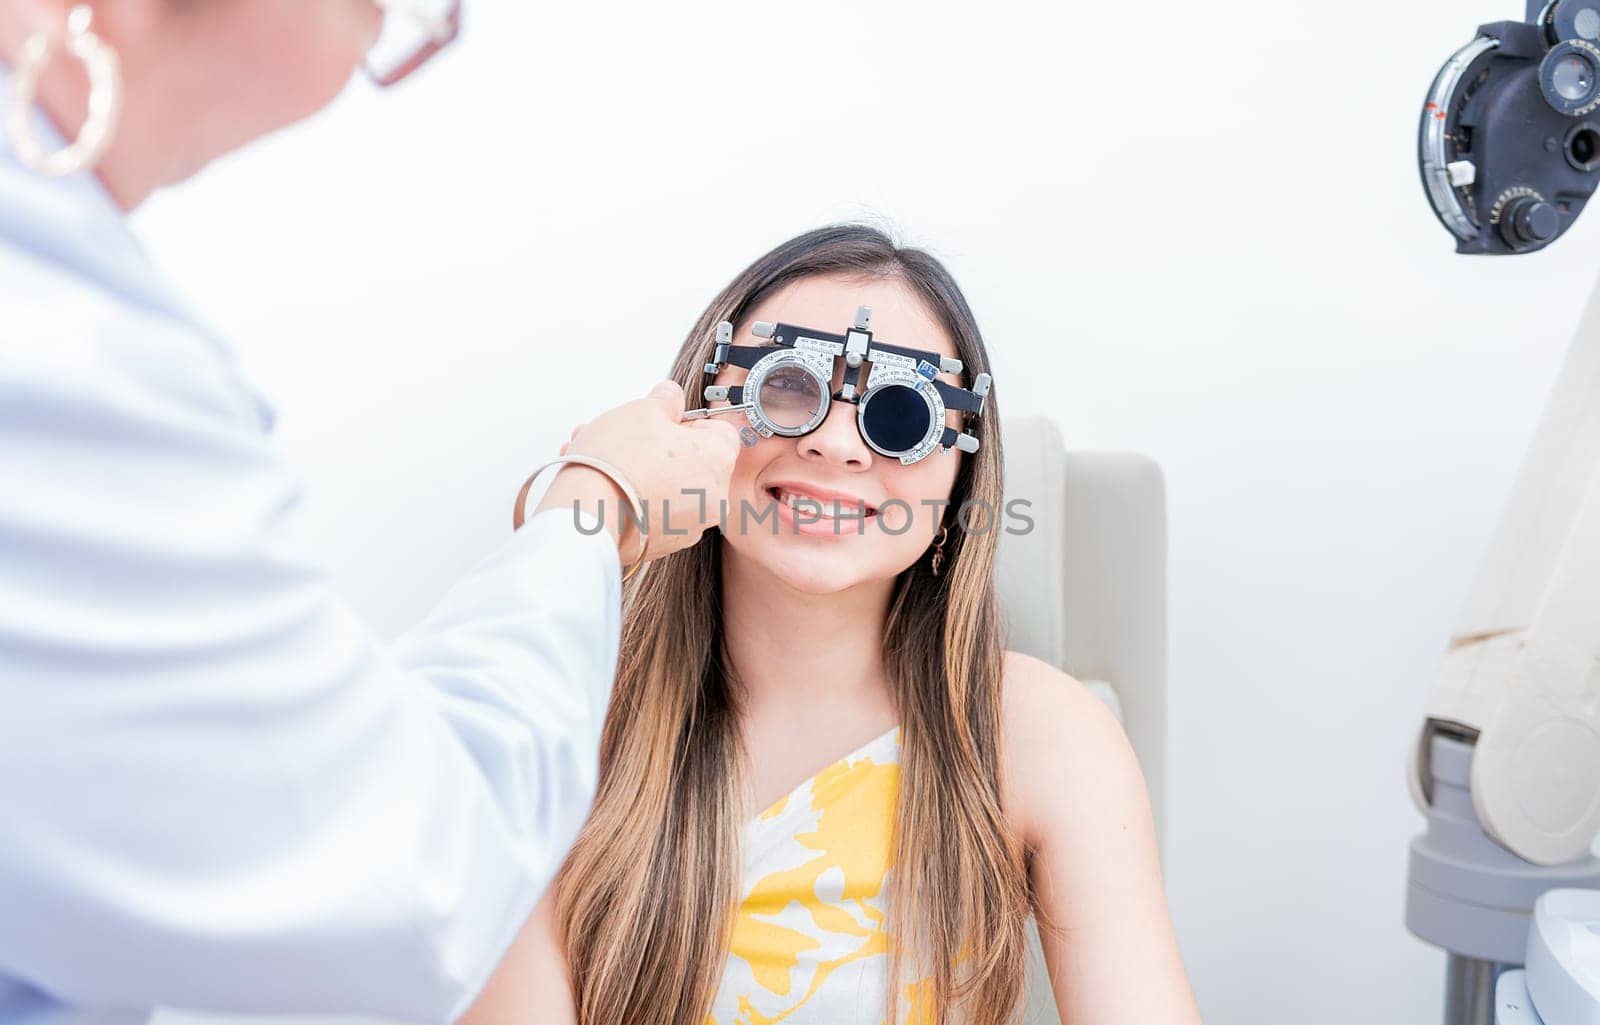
[680,308,992,465]
[1419,0,1600,252]
[1403,280,1600,1024]
[1490,891,1600,1023]
[1409,7,1600,1021]
[1408,23,1600,1012]
[682,402,758,419]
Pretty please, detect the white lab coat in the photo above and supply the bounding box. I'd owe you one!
[0,64,622,1025]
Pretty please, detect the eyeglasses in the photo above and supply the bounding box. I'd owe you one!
[364,0,462,88]
[683,307,992,465]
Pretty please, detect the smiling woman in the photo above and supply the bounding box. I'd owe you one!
[707,269,972,591]
[459,224,1203,1025]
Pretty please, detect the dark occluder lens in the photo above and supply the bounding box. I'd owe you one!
[861,385,933,455]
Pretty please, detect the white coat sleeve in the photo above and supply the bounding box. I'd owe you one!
[0,286,622,1023]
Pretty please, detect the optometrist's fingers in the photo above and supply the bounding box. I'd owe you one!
[552,380,743,564]
[557,423,586,457]
[682,417,741,481]
[683,414,741,454]
[647,379,686,418]
[637,416,741,562]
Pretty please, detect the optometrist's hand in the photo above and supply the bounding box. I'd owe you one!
[537,380,741,566]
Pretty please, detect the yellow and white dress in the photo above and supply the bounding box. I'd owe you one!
[704,727,932,1025]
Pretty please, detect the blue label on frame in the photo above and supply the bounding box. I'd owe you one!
[916,360,938,381]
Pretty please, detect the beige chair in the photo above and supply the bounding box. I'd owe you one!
[995,416,1169,1023]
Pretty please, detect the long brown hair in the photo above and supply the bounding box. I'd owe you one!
[555,224,1029,1025]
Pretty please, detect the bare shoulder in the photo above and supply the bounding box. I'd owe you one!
[1000,650,1131,770]
[999,650,1152,851]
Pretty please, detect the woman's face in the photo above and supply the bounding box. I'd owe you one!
[711,272,969,596]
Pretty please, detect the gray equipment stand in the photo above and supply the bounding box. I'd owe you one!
[1408,734,1600,1025]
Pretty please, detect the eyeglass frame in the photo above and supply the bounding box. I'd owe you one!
[696,307,991,465]
[364,0,462,88]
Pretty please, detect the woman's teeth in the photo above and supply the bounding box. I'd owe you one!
[771,487,875,518]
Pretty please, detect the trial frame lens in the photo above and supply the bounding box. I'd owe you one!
[747,356,830,436]
[755,363,827,432]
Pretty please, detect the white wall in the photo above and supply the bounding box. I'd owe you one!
[132,1,1600,1021]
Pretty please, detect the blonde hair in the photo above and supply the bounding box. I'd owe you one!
[555,224,1029,1025]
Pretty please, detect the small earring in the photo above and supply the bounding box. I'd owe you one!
[5,5,124,178]
[929,524,950,577]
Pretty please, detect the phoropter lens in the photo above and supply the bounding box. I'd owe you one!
[1548,0,1600,41]
[1556,54,1595,99]
[755,364,824,431]
[1568,122,1600,170]
[1542,40,1600,115]
[1576,128,1599,163]
[860,384,934,457]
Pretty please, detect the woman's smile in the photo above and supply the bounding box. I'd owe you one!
[768,486,883,537]
[766,483,879,537]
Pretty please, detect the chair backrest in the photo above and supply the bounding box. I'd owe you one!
[994,416,1168,843]
[995,417,1170,1025]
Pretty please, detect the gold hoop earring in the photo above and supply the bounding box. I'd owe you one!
[5,5,124,178]
[929,525,950,577]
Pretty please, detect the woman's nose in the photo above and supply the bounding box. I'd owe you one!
[799,398,872,469]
